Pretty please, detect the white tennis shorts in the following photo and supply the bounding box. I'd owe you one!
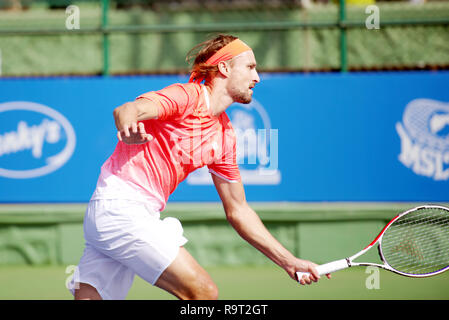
[68,199,188,300]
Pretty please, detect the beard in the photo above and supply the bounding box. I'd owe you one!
[231,89,252,104]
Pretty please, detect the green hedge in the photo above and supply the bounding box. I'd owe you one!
[0,202,441,266]
[0,3,448,76]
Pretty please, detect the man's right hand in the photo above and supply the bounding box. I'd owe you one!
[113,99,158,145]
[117,122,153,145]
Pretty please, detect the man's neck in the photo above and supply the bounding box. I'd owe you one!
[205,80,233,117]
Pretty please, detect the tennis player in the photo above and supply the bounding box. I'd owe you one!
[71,34,327,300]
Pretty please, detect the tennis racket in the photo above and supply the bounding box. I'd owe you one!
[297,205,449,282]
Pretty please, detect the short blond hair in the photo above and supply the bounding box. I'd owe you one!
[186,34,238,83]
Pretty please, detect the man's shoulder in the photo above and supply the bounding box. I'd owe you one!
[161,82,201,96]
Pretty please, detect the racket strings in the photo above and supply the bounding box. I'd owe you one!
[380,207,449,275]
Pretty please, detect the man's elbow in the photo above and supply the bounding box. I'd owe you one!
[113,102,132,114]
[112,103,123,119]
[225,208,237,224]
[224,201,249,223]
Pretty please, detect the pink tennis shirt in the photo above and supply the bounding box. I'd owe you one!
[91,83,241,212]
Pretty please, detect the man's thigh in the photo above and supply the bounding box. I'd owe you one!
[155,247,218,300]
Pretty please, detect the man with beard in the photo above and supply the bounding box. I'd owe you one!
[71,34,327,300]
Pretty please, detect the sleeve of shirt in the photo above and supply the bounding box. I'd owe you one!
[207,116,241,183]
[136,83,193,121]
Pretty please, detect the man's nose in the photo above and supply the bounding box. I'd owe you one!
[253,70,260,83]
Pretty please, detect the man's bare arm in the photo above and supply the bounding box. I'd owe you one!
[211,174,330,285]
[113,98,159,144]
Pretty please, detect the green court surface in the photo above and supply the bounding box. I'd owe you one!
[0,264,448,300]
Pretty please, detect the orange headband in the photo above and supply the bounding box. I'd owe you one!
[189,39,252,83]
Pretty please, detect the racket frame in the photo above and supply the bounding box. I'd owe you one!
[297,205,449,281]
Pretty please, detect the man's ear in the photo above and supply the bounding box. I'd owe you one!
[217,61,230,78]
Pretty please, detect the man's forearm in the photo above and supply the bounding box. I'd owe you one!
[113,99,159,130]
[226,204,295,268]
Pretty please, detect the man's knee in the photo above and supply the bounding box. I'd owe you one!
[200,280,219,300]
[74,283,102,300]
[184,279,219,300]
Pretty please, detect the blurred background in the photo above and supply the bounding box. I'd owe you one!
[0,0,448,300]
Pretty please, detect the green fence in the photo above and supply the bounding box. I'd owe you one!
[2,202,445,267]
[0,0,448,76]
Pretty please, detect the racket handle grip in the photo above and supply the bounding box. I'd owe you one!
[296,258,349,281]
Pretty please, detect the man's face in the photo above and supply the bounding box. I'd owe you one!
[226,50,260,104]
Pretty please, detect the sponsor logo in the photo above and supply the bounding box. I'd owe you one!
[396,99,449,181]
[187,98,281,185]
[0,101,76,179]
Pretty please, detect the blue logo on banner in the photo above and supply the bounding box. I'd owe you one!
[187,98,280,185]
[0,101,76,179]
[396,99,449,181]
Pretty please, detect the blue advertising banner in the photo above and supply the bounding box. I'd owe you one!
[0,71,448,203]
